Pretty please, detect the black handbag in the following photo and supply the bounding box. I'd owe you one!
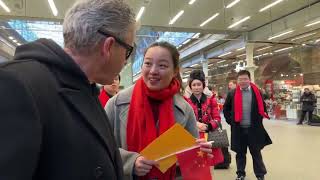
[203,100,229,148]
[207,120,230,148]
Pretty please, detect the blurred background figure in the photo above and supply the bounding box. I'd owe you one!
[99,75,121,107]
[297,88,317,125]
[228,80,237,91]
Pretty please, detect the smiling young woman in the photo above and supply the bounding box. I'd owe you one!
[105,41,213,180]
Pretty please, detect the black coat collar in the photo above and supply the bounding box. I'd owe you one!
[190,93,207,105]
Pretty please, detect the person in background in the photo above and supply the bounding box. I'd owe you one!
[208,85,218,97]
[228,80,237,90]
[223,70,272,180]
[184,70,213,98]
[185,70,224,166]
[217,95,225,112]
[0,0,136,179]
[297,88,317,125]
[99,74,121,107]
[260,88,269,100]
[105,42,213,180]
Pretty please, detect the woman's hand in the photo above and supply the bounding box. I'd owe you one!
[196,138,213,158]
[197,122,208,132]
[134,156,158,176]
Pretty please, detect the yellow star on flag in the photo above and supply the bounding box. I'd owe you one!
[197,150,204,158]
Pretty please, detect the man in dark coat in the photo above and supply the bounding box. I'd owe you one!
[0,0,136,179]
[223,70,272,180]
[297,88,317,125]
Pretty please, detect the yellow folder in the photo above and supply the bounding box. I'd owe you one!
[140,123,196,173]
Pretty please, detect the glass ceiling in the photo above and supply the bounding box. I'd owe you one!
[8,20,64,46]
[7,20,195,75]
[132,27,195,75]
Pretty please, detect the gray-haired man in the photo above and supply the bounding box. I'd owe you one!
[0,0,136,179]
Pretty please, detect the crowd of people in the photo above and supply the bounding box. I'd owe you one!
[2,0,316,180]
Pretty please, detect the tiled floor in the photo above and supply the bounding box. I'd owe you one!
[212,119,320,180]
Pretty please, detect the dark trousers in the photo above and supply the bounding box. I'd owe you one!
[236,128,267,178]
[298,110,313,124]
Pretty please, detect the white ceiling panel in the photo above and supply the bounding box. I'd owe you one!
[0,0,318,33]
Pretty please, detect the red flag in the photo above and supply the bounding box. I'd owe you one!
[176,147,213,180]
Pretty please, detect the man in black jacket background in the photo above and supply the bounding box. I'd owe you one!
[297,88,317,125]
[0,0,136,179]
[223,70,272,180]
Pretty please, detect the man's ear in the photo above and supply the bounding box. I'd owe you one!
[101,37,115,58]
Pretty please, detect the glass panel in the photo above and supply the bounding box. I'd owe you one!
[132,26,195,75]
[8,20,63,46]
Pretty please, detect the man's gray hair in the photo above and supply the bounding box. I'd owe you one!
[63,0,135,54]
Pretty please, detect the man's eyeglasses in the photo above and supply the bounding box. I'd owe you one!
[98,28,134,59]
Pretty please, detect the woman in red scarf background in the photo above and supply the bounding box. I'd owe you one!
[185,70,224,166]
[105,42,212,180]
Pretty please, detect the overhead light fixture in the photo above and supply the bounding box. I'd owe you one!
[8,36,14,40]
[274,46,293,53]
[291,32,316,41]
[208,63,215,67]
[218,52,231,58]
[226,0,240,8]
[268,30,294,40]
[135,6,145,21]
[228,16,251,29]
[169,10,184,25]
[190,63,199,67]
[17,43,21,46]
[200,13,219,27]
[192,33,201,39]
[305,19,320,27]
[237,47,245,51]
[254,55,262,59]
[182,39,191,45]
[315,38,320,43]
[188,0,197,5]
[48,0,58,16]
[259,0,283,12]
[236,54,246,58]
[257,46,272,51]
[0,0,11,12]
[12,39,17,43]
[217,60,226,63]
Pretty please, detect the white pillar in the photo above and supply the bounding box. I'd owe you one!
[245,43,257,82]
[200,52,209,86]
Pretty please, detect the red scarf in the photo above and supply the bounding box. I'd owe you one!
[127,77,180,180]
[98,88,110,108]
[234,82,269,122]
